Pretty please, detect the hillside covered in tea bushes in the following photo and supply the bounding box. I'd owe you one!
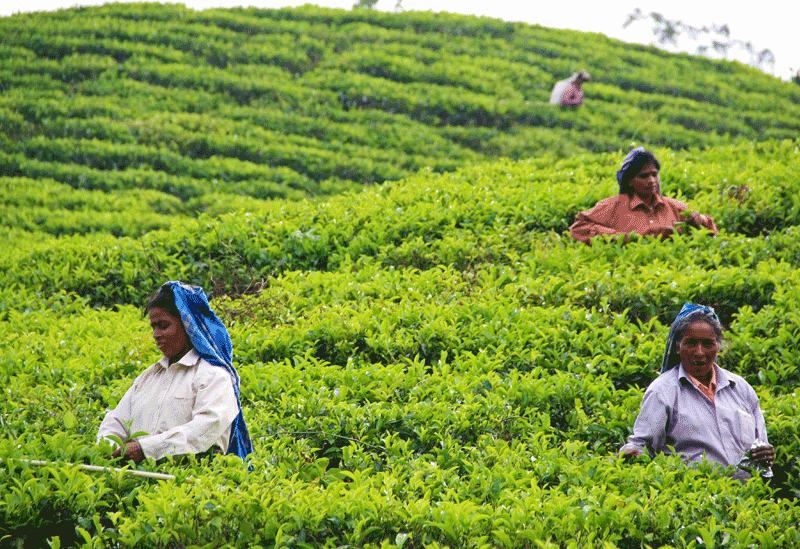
[3,2,800,548]
[1,1,799,215]
[3,138,800,547]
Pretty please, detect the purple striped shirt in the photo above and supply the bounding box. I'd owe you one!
[621,364,769,467]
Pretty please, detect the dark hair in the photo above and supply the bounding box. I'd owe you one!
[617,150,661,195]
[145,284,181,320]
[673,312,723,343]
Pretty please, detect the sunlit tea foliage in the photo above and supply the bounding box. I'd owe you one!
[0,1,798,206]
[2,3,800,548]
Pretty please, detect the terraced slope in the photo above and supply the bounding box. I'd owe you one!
[1,2,798,215]
[3,4,800,547]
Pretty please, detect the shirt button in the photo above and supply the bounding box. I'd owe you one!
[649,220,653,223]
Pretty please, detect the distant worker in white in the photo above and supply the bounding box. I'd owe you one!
[549,70,591,106]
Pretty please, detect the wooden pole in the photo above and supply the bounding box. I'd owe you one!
[6,458,194,482]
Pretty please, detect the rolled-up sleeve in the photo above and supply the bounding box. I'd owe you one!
[97,386,134,448]
[620,386,670,457]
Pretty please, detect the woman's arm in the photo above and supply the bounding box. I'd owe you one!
[620,386,670,459]
[748,398,774,468]
[685,211,718,235]
[97,384,136,448]
[571,212,628,243]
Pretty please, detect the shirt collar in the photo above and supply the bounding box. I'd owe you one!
[677,363,733,389]
[685,363,717,390]
[628,192,665,211]
[157,348,200,370]
[713,365,735,389]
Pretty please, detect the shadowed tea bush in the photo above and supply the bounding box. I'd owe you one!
[3,139,800,547]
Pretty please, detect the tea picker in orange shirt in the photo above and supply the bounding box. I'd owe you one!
[570,146,718,244]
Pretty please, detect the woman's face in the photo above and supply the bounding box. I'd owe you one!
[679,320,719,379]
[149,307,192,361]
[629,161,660,202]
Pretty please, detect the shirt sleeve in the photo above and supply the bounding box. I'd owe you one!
[135,367,239,461]
[748,387,769,446]
[620,384,670,456]
[570,198,625,244]
[754,406,769,446]
[96,382,136,448]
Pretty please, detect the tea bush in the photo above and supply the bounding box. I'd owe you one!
[3,3,800,546]
[1,2,798,207]
[3,138,800,547]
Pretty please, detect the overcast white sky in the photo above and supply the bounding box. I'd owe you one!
[2,0,798,81]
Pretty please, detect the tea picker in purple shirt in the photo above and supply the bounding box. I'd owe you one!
[620,303,775,478]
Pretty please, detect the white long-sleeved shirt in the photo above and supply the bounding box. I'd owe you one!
[97,349,237,460]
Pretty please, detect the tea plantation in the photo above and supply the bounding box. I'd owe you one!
[2,3,800,548]
[1,2,799,207]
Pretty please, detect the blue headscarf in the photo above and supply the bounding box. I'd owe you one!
[616,146,661,195]
[164,281,253,461]
[660,303,720,374]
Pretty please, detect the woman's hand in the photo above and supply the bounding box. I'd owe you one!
[621,447,643,461]
[685,211,713,230]
[112,441,145,463]
[749,443,775,469]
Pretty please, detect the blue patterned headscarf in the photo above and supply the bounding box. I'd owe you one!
[164,281,253,461]
[661,303,721,374]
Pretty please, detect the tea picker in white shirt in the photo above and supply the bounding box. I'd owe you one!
[97,281,252,463]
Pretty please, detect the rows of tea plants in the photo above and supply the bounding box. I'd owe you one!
[1,2,799,207]
[3,140,800,547]
[3,140,799,307]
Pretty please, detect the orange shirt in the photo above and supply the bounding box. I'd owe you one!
[570,193,717,244]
